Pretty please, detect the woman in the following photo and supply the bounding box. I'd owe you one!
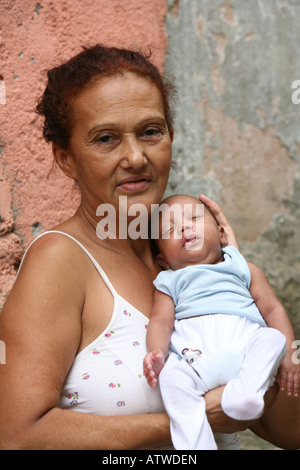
[0,45,298,450]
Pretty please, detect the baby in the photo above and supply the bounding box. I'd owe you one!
[144,194,299,450]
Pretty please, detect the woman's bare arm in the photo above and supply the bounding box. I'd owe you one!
[248,262,299,396]
[250,390,300,449]
[204,383,279,434]
[0,236,170,450]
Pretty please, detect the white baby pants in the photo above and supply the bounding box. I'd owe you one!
[159,314,286,450]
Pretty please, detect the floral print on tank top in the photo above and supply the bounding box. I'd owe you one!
[60,302,163,416]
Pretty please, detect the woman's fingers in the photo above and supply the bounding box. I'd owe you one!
[198,194,240,250]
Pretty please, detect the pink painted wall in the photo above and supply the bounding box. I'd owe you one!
[0,0,167,305]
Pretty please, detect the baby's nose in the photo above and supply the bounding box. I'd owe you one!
[183,225,194,238]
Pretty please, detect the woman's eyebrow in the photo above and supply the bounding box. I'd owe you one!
[87,116,167,138]
[87,123,117,138]
[137,117,167,126]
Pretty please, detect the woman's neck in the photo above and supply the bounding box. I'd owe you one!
[73,203,156,268]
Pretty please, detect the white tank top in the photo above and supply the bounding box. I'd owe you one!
[18,231,165,417]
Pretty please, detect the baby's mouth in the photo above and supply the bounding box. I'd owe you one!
[183,235,198,249]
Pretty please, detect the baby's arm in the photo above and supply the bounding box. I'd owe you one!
[248,262,300,397]
[143,289,175,388]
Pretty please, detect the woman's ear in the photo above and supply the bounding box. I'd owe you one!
[156,253,171,270]
[219,225,229,247]
[52,144,78,181]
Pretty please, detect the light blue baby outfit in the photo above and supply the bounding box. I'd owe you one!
[154,246,286,450]
[154,246,266,327]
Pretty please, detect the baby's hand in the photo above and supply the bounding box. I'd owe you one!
[277,356,300,397]
[143,350,165,388]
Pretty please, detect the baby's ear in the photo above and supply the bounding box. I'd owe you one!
[156,253,171,270]
[219,225,229,247]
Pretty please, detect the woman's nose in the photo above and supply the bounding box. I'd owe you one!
[120,135,147,169]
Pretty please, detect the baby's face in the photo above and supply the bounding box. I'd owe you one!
[157,195,223,270]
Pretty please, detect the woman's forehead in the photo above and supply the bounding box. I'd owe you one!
[73,73,165,116]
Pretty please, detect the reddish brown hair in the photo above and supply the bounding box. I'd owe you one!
[36,44,176,150]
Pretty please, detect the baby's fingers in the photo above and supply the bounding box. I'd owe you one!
[143,365,157,388]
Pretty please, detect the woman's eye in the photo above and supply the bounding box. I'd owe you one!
[142,128,162,139]
[98,134,114,143]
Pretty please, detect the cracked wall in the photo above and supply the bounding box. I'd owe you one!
[0,0,167,306]
[1,0,300,338]
[165,0,300,335]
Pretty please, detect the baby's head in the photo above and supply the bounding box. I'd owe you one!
[152,194,227,270]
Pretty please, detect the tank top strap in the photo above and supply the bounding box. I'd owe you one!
[17,230,118,297]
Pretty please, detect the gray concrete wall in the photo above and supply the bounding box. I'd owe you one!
[165,0,300,337]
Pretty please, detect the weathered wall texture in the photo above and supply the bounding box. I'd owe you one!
[165,0,300,336]
[0,0,167,305]
[1,0,300,341]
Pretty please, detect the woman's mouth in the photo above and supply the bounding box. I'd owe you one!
[117,176,151,192]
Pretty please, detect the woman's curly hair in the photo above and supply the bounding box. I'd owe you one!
[36,44,176,150]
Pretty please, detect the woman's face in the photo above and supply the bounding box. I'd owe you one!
[63,73,173,218]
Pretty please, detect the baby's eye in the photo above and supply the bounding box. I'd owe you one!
[162,224,174,238]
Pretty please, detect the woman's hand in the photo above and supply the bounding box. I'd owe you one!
[204,384,279,434]
[204,386,252,433]
[277,355,300,397]
[198,194,240,250]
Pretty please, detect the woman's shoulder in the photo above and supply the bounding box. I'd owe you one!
[22,230,83,262]
[16,229,91,290]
